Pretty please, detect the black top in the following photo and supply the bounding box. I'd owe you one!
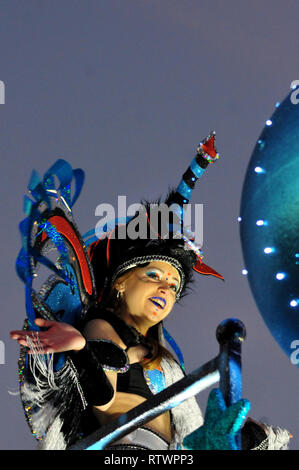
[117,363,153,399]
[93,309,154,400]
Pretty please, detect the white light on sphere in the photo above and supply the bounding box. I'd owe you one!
[276,272,286,280]
[254,166,265,174]
[256,220,266,226]
[264,247,275,254]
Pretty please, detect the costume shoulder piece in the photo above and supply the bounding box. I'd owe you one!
[16,159,98,449]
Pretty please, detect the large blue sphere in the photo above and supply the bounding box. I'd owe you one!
[240,89,299,361]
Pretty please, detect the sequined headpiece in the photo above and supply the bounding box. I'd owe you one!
[85,131,224,303]
[111,255,185,300]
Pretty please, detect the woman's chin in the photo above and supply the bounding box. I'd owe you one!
[145,302,168,322]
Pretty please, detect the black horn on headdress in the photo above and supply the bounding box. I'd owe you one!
[85,132,223,303]
[164,131,224,280]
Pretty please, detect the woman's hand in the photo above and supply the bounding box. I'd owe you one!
[10,318,86,354]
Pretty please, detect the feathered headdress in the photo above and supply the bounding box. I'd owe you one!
[85,131,224,303]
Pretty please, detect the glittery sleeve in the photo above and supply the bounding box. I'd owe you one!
[241,420,291,450]
[241,420,268,449]
[251,424,291,450]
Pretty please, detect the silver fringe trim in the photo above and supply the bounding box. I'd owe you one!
[161,355,204,449]
[252,424,290,450]
[26,334,58,398]
[21,334,87,450]
[158,324,203,449]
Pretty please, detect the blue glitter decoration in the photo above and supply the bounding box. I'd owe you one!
[177,180,193,199]
[190,157,206,178]
[183,388,250,450]
[42,266,82,325]
[144,368,166,395]
[240,90,299,363]
[163,327,185,371]
[16,159,90,370]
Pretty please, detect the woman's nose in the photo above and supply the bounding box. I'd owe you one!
[158,280,171,292]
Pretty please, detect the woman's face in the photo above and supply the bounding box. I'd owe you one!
[115,261,181,328]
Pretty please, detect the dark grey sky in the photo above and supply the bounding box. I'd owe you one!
[0,0,298,450]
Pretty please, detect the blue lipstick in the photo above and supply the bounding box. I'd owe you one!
[149,297,167,309]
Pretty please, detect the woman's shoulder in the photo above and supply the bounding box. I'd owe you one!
[84,317,116,334]
[84,307,123,334]
[83,317,127,349]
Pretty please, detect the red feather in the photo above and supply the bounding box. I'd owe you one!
[193,258,224,280]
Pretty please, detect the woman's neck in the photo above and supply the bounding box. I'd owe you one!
[118,311,149,336]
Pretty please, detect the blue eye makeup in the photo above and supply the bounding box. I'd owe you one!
[146,271,160,280]
[145,270,179,292]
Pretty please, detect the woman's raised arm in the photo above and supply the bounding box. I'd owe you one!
[10,318,86,353]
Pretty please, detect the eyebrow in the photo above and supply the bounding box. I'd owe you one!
[145,267,180,284]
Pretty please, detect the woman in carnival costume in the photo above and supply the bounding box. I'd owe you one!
[10,133,290,450]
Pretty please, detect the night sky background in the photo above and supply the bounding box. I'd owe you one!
[0,0,298,450]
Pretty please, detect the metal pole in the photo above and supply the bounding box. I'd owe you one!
[216,318,246,449]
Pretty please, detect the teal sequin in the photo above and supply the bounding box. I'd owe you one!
[183,388,251,450]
